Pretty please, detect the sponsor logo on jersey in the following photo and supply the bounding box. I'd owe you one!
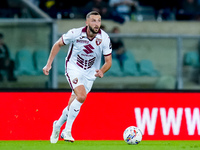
[81,54,93,57]
[83,44,94,54]
[77,55,96,70]
[76,39,89,44]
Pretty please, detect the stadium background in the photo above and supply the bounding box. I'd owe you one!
[0,0,200,142]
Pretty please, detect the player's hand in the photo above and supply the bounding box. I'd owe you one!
[43,65,51,75]
[95,69,104,78]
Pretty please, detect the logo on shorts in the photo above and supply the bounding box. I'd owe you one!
[72,78,78,84]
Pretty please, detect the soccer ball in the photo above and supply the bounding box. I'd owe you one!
[123,126,142,145]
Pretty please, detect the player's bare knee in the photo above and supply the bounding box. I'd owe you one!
[76,94,87,103]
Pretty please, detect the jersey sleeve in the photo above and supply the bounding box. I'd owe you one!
[103,36,112,56]
[62,29,75,45]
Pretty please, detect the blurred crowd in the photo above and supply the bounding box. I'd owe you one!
[1,0,200,23]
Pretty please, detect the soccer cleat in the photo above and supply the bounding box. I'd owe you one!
[50,121,60,143]
[60,130,74,142]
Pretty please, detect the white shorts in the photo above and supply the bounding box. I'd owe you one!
[65,70,94,94]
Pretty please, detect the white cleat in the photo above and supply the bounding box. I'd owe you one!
[60,130,74,142]
[50,121,60,144]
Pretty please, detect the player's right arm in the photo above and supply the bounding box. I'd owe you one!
[43,37,65,75]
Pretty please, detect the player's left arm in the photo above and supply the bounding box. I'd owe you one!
[95,54,112,78]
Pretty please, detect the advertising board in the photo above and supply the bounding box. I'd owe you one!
[0,92,199,140]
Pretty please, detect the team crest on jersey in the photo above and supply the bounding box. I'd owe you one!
[72,78,78,84]
[96,38,102,46]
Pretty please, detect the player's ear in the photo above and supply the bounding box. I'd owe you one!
[85,21,88,26]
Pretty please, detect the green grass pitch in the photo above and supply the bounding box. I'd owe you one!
[0,140,199,150]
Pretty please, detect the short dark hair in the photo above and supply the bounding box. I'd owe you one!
[86,11,100,19]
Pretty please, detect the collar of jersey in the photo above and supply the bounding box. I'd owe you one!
[81,26,102,40]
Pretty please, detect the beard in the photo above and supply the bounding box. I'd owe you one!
[89,25,99,34]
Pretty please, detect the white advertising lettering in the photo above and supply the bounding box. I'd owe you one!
[135,107,200,136]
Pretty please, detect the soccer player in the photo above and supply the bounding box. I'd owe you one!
[43,11,112,143]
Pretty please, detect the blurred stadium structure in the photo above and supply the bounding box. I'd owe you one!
[1,0,200,90]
